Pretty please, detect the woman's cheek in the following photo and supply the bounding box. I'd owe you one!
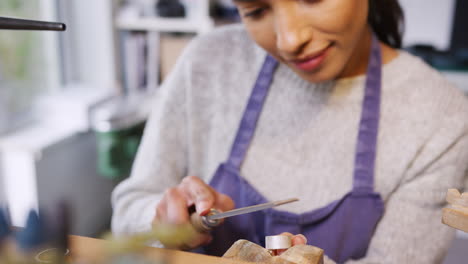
[245,23,277,54]
[301,2,367,36]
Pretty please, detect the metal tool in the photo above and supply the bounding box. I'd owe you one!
[190,198,299,233]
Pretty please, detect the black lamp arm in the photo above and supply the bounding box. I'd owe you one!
[0,16,65,31]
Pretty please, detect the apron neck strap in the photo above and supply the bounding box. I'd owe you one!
[227,55,278,169]
[352,35,382,192]
[226,35,382,193]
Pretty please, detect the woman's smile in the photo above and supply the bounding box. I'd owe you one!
[236,0,371,82]
[289,43,333,72]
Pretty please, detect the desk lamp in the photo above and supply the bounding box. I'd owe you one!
[0,16,65,31]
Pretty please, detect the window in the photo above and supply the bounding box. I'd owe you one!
[0,0,116,135]
[0,0,59,134]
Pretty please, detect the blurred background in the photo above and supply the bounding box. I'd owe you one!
[0,0,467,263]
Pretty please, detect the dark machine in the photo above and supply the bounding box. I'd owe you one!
[407,0,468,70]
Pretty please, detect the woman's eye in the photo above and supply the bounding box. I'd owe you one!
[243,7,267,19]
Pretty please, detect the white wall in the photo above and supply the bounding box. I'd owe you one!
[59,0,117,89]
[0,154,5,205]
[74,0,116,88]
[399,0,456,50]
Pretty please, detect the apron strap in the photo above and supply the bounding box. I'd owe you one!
[226,35,382,191]
[227,55,279,169]
[352,35,382,192]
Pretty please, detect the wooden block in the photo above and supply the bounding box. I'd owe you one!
[223,239,324,264]
[279,245,324,264]
[442,207,468,233]
[223,240,274,263]
[446,189,468,207]
[442,189,468,233]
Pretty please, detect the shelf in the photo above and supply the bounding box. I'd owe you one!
[115,16,214,34]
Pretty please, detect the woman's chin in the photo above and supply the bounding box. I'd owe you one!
[292,67,340,83]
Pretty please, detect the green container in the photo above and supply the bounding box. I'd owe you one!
[92,95,149,180]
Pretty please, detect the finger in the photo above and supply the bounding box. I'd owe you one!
[213,192,235,212]
[277,248,288,255]
[279,232,294,238]
[291,234,308,246]
[164,187,190,224]
[155,196,168,222]
[179,176,216,215]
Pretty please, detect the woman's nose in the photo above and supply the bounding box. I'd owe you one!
[274,5,311,55]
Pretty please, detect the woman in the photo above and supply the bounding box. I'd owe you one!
[112,0,468,263]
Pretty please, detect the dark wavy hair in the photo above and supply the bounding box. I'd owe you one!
[368,0,405,49]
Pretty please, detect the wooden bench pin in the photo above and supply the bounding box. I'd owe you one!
[223,236,324,264]
[442,189,468,232]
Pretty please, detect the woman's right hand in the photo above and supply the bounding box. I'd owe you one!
[153,175,235,249]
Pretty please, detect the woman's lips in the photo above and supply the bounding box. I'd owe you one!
[291,45,331,72]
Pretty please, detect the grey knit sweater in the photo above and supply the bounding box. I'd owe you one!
[111,24,468,263]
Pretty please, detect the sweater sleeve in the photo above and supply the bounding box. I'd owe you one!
[346,111,468,263]
[111,39,196,237]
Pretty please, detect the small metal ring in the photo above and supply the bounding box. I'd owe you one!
[202,208,222,228]
[265,235,292,250]
[35,248,70,263]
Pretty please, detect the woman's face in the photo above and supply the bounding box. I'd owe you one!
[234,0,371,82]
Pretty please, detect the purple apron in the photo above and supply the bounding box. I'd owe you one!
[203,36,384,263]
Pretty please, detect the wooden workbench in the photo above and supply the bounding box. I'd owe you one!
[69,235,249,264]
